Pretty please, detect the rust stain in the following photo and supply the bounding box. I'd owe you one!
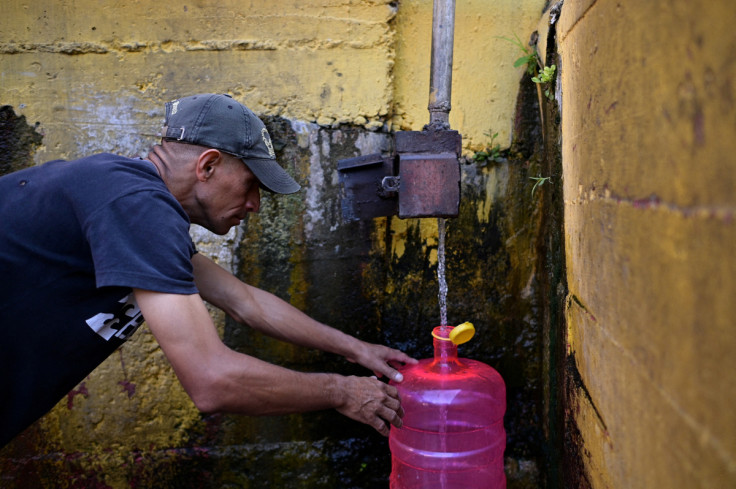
[66,382,89,410]
[117,380,136,399]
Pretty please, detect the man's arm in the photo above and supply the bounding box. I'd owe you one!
[133,288,404,436]
[190,253,417,382]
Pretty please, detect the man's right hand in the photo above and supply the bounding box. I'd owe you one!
[333,375,404,437]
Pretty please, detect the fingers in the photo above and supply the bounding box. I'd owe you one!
[356,344,418,383]
[371,366,401,382]
[380,365,404,383]
[381,395,404,425]
[368,379,403,435]
[384,349,419,369]
[392,350,419,365]
[373,404,403,436]
[336,376,405,437]
[381,348,419,368]
[377,355,414,382]
[369,393,403,436]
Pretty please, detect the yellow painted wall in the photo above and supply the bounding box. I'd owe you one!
[0,0,545,161]
[393,0,545,149]
[1,0,398,162]
[559,0,736,486]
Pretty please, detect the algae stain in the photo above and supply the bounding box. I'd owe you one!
[288,249,309,312]
[0,105,43,176]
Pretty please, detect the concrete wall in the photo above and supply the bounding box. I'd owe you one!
[1,0,542,158]
[0,1,550,488]
[558,0,736,487]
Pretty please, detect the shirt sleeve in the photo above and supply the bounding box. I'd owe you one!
[83,189,199,294]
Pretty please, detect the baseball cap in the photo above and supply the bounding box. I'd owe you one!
[162,93,301,194]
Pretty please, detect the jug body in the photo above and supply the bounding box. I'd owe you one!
[389,326,506,489]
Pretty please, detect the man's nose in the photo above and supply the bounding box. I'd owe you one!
[245,187,261,213]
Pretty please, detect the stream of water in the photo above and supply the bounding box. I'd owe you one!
[438,217,448,327]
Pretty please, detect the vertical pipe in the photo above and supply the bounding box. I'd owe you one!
[428,0,456,128]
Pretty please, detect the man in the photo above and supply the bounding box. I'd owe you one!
[0,93,416,448]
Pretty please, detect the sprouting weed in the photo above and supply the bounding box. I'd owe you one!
[496,33,539,75]
[472,131,504,165]
[532,65,556,100]
[498,34,556,101]
[530,176,552,197]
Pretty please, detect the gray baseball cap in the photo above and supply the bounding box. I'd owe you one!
[162,93,301,194]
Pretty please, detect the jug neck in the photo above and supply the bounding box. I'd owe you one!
[432,326,459,366]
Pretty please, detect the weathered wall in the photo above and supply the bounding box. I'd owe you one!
[393,0,544,149]
[0,0,399,160]
[558,0,736,487]
[0,0,544,159]
[0,1,551,488]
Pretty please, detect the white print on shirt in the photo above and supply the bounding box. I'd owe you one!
[85,293,144,341]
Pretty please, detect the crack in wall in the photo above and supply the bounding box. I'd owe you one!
[558,0,597,43]
[568,184,735,222]
[566,355,609,434]
[566,295,608,437]
[568,293,597,322]
[566,292,736,476]
[0,38,389,55]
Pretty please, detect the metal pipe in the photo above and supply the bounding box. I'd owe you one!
[428,0,456,129]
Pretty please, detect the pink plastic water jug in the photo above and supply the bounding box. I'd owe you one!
[389,324,506,488]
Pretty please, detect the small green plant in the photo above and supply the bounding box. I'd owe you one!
[498,33,556,103]
[472,131,504,165]
[532,64,556,100]
[530,176,552,197]
[496,34,538,75]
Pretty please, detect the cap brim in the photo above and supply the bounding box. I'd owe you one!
[241,158,301,194]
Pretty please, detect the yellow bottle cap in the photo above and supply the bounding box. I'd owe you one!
[449,322,475,345]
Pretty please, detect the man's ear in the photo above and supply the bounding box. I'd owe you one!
[195,149,223,182]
